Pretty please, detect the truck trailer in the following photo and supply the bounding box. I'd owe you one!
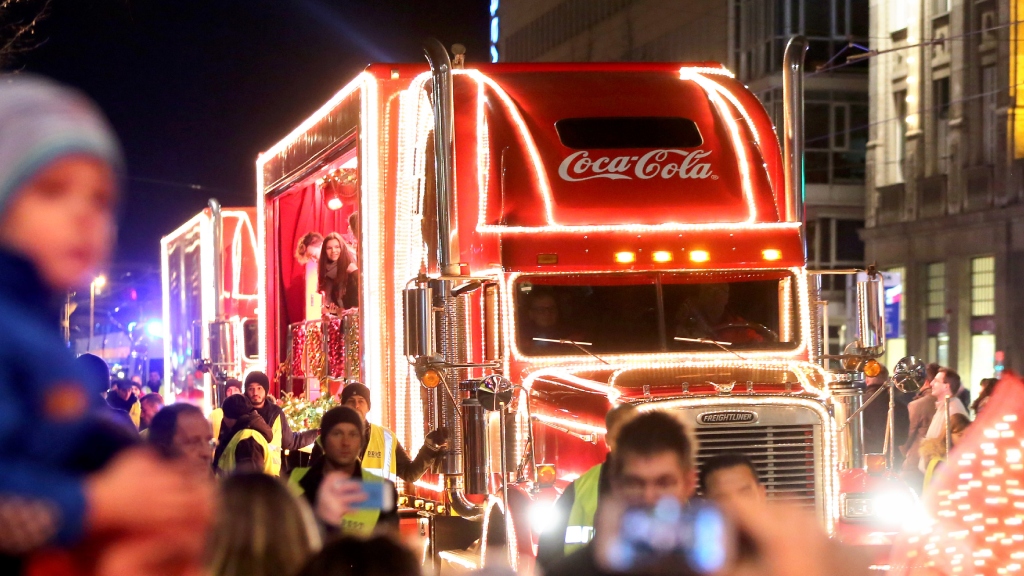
[257,38,916,572]
[161,201,262,411]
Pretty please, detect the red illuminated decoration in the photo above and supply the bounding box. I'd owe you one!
[890,374,1024,575]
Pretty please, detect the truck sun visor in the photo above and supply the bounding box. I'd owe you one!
[554,117,703,149]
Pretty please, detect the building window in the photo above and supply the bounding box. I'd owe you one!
[981,66,997,165]
[894,90,907,181]
[805,99,868,184]
[969,256,996,391]
[970,256,995,316]
[926,262,948,365]
[933,77,950,174]
[926,262,946,319]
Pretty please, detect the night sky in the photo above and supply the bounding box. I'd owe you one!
[17,0,490,268]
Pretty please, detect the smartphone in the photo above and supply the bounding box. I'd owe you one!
[355,480,396,512]
[598,499,734,575]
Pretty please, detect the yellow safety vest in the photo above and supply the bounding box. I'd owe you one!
[564,463,602,556]
[210,408,224,441]
[923,456,944,489]
[267,413,283,476]
[288,466,381,537]
[128,400,141,429]
[362,423,397,481]
[218,429,274,475]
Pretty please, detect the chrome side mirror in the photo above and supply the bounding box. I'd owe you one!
[892,356,926,393]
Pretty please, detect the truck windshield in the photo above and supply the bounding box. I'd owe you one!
[514,271,799,356]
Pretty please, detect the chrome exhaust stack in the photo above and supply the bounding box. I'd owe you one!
[423,39,483,518]
[424,38,461,277]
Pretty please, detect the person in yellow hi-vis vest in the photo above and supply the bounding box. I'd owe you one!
[106,378,142,429]
[288,406,398,536]
[339,383,447,483]
[209,379,242,441]
[214,394,275,476]
[244,371,318,476]
[536,404,638,574]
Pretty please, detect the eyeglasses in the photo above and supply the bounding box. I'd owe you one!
[179,436,218,450]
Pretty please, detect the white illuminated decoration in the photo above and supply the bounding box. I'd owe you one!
[557,149,715,182]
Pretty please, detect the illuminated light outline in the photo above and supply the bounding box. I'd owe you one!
[605,359,828,398]
[635,395,840,534]
[480,221,802,234]
[224,210,259,300]
[198,212,216,415]
[256,72,373,413]
[471,66,765,235]
[160,210,218,413]
[460,69,556,224]
[360,75,385,426]
[697,80,758,221]
[414,478,445,493]
[392,72,434,453]
[679,65,735,78]
[503,268,811,365]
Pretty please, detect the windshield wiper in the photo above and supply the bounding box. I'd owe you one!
[532,338,611,365]
[673,336,746,361]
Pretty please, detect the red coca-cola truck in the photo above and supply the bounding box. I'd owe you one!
[161,201,262,410]
[257,39,917,571]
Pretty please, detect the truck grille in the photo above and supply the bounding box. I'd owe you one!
[694,424,817,508]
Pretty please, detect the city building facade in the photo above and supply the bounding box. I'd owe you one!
[494,0,870,355]
[864,0,1023,388]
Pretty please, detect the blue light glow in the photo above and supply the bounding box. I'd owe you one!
[490,0,499,17]
[146,319,164,339]
[490,46,499,63]
[490,17,500,44]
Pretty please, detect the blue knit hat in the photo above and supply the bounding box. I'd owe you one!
[0,74,123,215]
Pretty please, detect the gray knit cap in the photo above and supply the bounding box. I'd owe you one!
[0,74,123,215]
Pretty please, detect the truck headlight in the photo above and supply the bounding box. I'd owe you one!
[841,491,926,528]
[530,501,560,534]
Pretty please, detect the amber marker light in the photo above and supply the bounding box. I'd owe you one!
[863,359,882,378]
[614,251,636,264]
[762,248,782,261]
[652,251,673,263]
[689,250,710,263]
[421,369,442,389]
[536,464,557,487]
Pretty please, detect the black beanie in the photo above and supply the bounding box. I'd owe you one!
[320,405,364,437]
[340,382,371,408]
[222,394,254,419]
[244,371,270,392]
[225,378,242,391]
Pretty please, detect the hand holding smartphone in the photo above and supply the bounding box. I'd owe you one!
[315,473,396,527]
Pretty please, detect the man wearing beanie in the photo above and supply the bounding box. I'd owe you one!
[289,406,398,536]
[340,382,448,483]
[244,370,318,475]
[213,394,274,476]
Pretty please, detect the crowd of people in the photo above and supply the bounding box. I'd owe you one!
[862,362,995,492]
[0,69,1008,576]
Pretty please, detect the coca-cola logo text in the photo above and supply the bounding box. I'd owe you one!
[557,149,717,182]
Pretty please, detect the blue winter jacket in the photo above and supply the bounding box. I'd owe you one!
[0,249,135,546]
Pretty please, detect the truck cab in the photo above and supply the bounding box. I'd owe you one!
[258,41,912,572]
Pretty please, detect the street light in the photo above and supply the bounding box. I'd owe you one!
[89,275,106,352]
